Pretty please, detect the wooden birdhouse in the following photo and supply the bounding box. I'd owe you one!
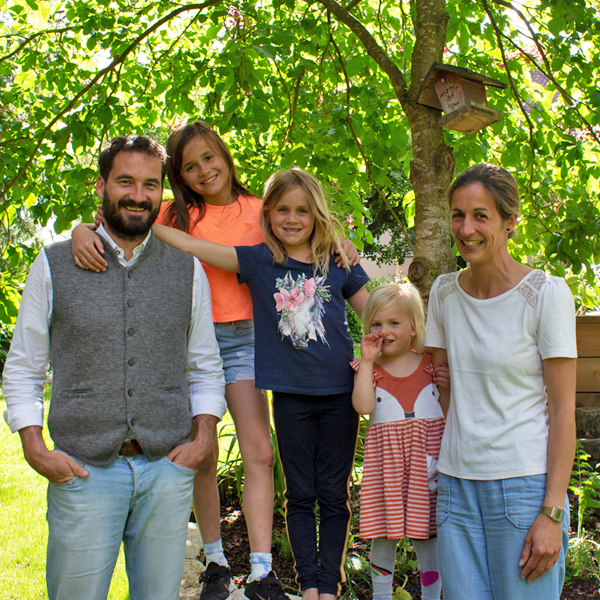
[416,63,507,135]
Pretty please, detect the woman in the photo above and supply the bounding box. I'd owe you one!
[425,163,576,600]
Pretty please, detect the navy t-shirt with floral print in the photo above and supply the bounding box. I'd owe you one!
[236,243,369,395]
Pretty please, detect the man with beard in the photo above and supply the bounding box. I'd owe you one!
[2,136,226,600]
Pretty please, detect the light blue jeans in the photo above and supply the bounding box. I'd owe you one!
[46,454,195,600]
[436,473,569,600]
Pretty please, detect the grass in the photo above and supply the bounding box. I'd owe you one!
[0,388,128,600]
[0,385,239,600]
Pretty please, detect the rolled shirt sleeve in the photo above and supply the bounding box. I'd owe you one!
[3,251,53,432]
[187,258,227,420]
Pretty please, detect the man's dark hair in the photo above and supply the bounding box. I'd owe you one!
[98,136,167,182]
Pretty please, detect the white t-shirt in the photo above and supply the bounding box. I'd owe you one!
[424,269,577,480]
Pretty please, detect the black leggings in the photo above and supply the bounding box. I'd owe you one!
[273,391,359,595]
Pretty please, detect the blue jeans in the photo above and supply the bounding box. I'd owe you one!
[46,454,195,600]
[273,391,359,596]
[436,474,569,600]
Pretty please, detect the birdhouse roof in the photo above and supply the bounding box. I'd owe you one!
[417,62,507,111]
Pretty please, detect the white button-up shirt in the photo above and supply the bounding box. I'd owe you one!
[3,225,227,432]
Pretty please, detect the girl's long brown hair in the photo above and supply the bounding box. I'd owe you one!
[163,121,255,232]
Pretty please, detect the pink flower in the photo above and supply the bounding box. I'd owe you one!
[303,279,317,297]
[289,287,305,306]
[274,291,293,311]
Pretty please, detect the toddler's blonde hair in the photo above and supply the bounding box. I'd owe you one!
[361,283,426,353]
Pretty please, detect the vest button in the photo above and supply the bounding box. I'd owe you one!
[130,418,136,427]
[128,328,135,336]
[128,271,133,278]
[127,299,134,307]
[128,358,136,366]
[128,389,134,396]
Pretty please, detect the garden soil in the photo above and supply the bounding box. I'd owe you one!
[182,497,600,600]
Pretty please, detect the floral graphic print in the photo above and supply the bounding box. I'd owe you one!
[274,271,331,350]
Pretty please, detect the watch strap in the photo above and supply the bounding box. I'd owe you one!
[540,505,565,522]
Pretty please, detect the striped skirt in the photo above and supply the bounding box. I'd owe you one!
[359,417,445,540]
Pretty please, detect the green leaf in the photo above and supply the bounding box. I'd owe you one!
[253,45,277,59]
[95,105,113,127]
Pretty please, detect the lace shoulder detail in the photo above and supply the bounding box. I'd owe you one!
[517,270,548,309]
[436,272,459,307]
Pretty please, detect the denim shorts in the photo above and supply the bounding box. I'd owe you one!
[214,319,255,384]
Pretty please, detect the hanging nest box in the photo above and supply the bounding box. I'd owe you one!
[416,63,507,134]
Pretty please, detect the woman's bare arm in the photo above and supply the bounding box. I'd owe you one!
[519,357,576,583]
[430,347,450,417]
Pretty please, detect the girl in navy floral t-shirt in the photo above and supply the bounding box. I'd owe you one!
[153,168,369,600]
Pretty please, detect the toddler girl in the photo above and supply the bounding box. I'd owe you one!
[351,283,447,600]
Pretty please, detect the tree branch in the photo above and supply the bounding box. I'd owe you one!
[0,27,74,63]
[314,0,408,104]
[329,28,414,254]
[344,0,363,11]
[271,63,305,160]
[492,0,600,146]
[135,12,203,105]
[481,0,555,237]
[0,0,224,206]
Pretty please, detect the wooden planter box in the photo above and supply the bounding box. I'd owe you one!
[576,314,600,408]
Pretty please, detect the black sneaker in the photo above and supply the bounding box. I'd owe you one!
[244,571,290,600]
[199,561,235,600]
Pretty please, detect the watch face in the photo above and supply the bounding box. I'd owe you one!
[542,506,565,522]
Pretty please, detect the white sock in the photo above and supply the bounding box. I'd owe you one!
[370,538,398,600]
[249,552,272,582]
[203,539,228,567]
[412,537,442,600]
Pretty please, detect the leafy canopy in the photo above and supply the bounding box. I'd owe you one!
[1,0,599,320]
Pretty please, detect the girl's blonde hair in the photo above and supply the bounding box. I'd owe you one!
[361,283,426,353]
[259,168,349,275]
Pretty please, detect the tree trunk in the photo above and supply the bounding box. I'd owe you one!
[405,0,457,303]
[319,0,457,302]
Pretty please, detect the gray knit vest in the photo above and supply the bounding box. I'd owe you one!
[45,235,194,466]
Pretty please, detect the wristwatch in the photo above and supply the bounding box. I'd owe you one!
[540,506,565,522]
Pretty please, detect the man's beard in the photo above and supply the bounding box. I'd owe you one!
[102,191,160,241]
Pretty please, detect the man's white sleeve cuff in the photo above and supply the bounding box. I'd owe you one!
[190,394,227,421]
[3,401,44,433]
